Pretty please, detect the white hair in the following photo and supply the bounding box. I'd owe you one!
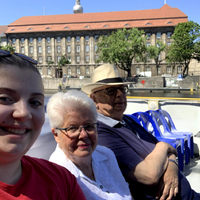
[46,90,97,128]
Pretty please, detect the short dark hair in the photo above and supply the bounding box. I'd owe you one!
[0,54,40,74]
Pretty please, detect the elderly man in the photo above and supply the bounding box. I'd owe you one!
[82,64,200,200]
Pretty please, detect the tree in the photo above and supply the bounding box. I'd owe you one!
[165,45,182,75]
[0,43,15,51]
[58,54,71,67]
[147,41,166,76]
[167,21,200,77]
[96,28,146,77]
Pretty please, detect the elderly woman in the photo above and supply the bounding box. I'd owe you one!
[47,90,132,200]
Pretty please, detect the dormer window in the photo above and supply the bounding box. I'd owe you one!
[11,29,15,31]
[167,21,173,24]
[84,25,90,28]
[64,26,69,29]
[28,28,33,30]
[124,24,130,27]
[46,27,51,30]
[103,24,108,27]
[146,23,152,25]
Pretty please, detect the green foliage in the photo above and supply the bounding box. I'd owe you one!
[47,60,54,65]
[147,41,166,75]
[167,21,200,76]
[96,28,146,77]
[58,54,71,68]
[0,44,15,51]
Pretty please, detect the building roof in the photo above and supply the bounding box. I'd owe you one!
[0,25,8,36]
[6,4,188,34]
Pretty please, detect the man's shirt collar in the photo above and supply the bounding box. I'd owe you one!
[97,113,125,127]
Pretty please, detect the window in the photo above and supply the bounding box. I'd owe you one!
[124,24,130,27]
[146,33,151,40]
[12,38,16,44]
[38,37,42,43]
[85,36,89,42]
[38,56,42,64]
[29,38,33,44]
[85,55,89,62]
[21,46,24,54]
[85,45,89,53]
[67,68,71,75]
[64,26,69,29]
[177,66,182,73]
[136,67,140,74]
[47,56,52,62]
[167,66,171,73]
[76,45,80,53]
[67,56,71,62]
[57,56,61,63]
[30,46,33,54]
[47,46,51,53]
[67,45,71,53]
[146,42,151,47]
[158,53,161,60]
[146,66,151,72]
[76,67,80,75]
[157,32,161,39]
[167,42,171,46]
[76,36,80,42]
[84,25,90,28]
[157,43,161,48]
[57,45,61,53]
[46,27,51,30]
[67,36,71,42]
[38,46,42,53]
[47,68,51,75]
[167,32,172,38]
[57,37,61,43]
[95,45,98,52]
[47,37,51,43]
[21,38,24,44]
[28,28,33,31]
[86,67,90,75]
[95,55,99,61]
[94,35,99,42]
[103,24,108,27]
[158,66,161,74]
[146,23,152,25]
[76,55,80,63]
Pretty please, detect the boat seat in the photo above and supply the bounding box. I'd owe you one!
[157,109,194,159]
[131,112,183,171]
[146,110,190,165]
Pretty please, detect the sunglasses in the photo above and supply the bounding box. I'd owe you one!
[94,86,128,95]
[0,49,37,65]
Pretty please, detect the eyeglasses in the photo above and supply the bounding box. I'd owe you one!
[56,123,99,139]
[94,86,128,96]
[0,49,37,65]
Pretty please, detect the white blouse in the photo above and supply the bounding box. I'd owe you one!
[49,144,132,200]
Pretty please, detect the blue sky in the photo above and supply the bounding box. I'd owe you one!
[1,0,200,25]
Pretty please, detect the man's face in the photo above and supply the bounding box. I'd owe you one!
[91,85,127,121]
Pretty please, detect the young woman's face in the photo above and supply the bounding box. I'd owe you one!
[0,65,45,161]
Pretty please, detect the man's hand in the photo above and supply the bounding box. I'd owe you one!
[155,160,179,200]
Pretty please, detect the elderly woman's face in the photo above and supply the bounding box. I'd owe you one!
[54,107,98,163]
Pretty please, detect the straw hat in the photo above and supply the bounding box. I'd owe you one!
[81,64,131,94]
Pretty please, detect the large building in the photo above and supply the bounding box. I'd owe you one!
[5,2,188,77]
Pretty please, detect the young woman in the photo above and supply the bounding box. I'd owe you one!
[0,49,86,199]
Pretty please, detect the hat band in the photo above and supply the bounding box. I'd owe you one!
[97,77,123,84]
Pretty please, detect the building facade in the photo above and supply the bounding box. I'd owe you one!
[5,4,188,77]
